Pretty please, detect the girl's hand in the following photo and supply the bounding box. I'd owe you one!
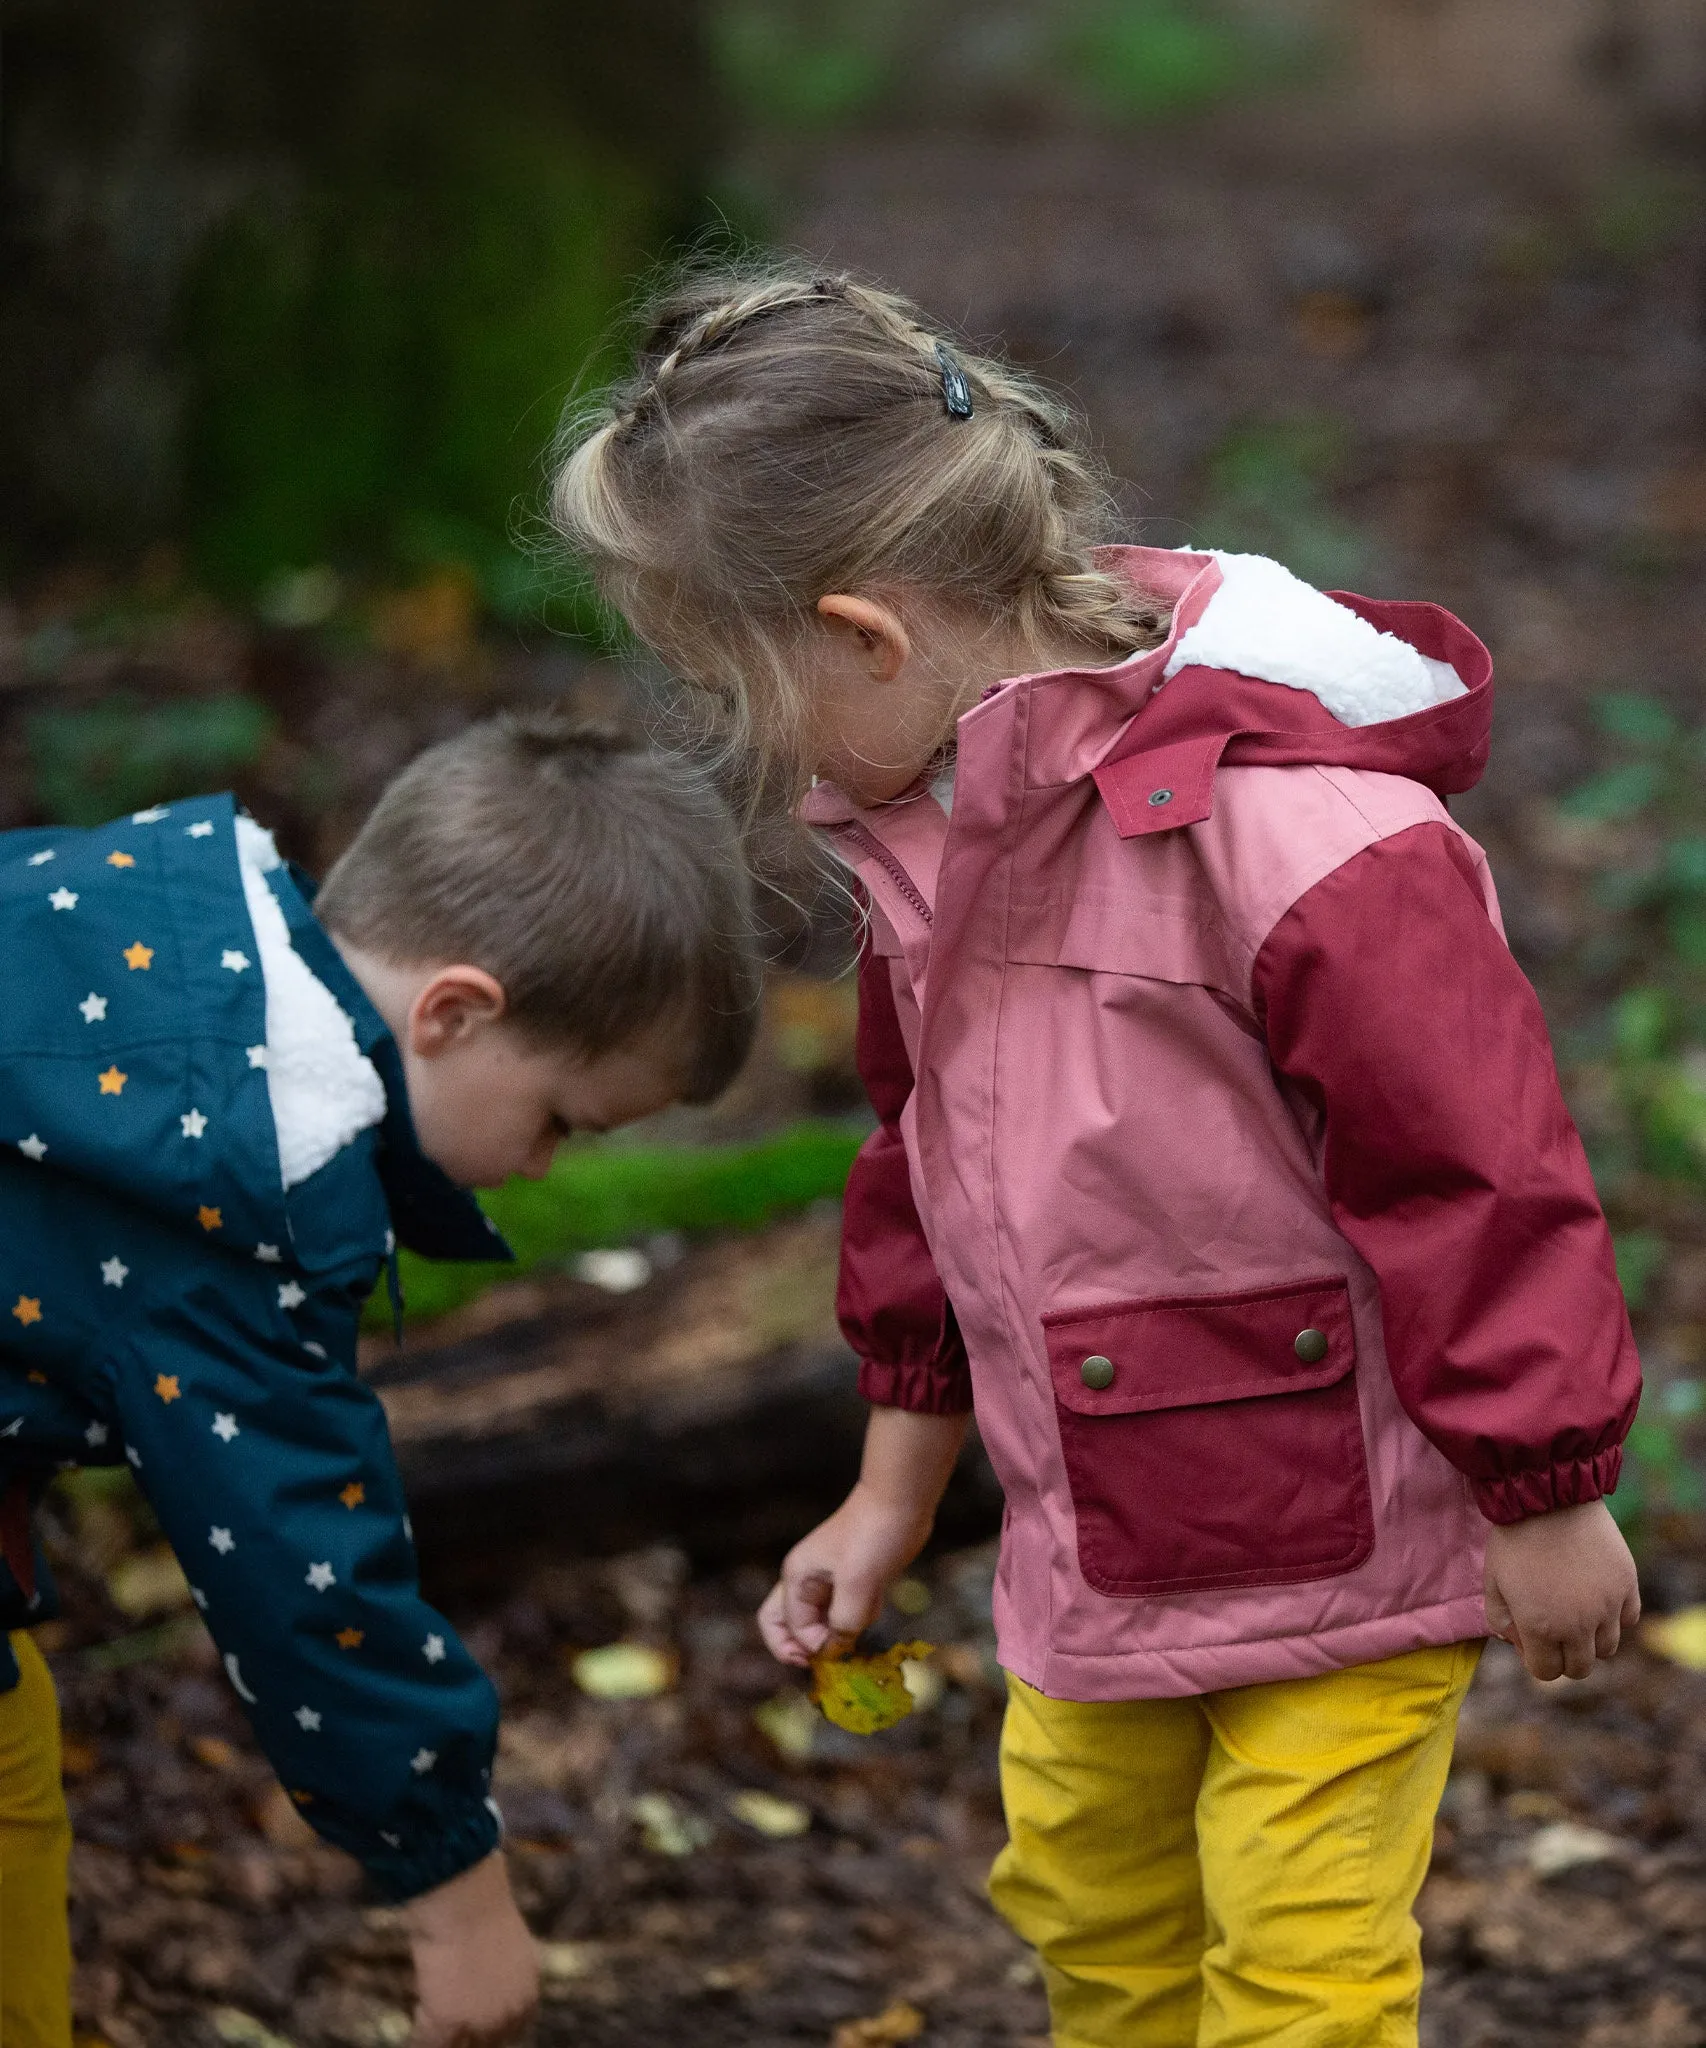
[759,1482,935,1666]
[758,1406,971,1667]
[404,1849,539,2047]
[1483,1498,1641,1682]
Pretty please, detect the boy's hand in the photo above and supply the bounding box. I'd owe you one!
[759,1482,934,1666]
[1483,1498,1641,1682]
[404,1849,539,2047]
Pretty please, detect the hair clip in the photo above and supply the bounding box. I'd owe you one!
[936,343,974,420]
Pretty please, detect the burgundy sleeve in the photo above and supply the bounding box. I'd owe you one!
[838,936,974,1415]
[1252,821,1640,1524]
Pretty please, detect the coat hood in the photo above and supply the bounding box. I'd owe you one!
[799,547,1493,838]
[1081,547,1494,839]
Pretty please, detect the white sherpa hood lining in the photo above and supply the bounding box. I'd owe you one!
[1162,551,1466,729]
[235,816,387,1191]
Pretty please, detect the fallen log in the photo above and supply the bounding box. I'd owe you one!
[365,1213,1001,1590]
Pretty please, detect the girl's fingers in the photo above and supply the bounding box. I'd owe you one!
[783,1568,834,1653]
[757,1580,812,1666]
[1560,1629,1597,1681]
[826,1572,879,1639]
[1595,1615,1622,1661]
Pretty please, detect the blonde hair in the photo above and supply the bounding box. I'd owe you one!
[550,261,1165,795]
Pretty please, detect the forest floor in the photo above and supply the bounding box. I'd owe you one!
[21,106,1706,2048]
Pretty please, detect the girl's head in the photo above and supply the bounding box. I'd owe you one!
[551,262,1165,805]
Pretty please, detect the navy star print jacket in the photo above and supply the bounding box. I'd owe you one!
[0,794,513,1900]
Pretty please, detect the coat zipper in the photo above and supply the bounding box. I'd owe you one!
[837,821,934,928]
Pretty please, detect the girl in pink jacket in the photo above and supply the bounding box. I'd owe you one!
[552,265,1642,2048]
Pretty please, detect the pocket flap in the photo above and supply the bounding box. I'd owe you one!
[1041,1277,1354,1417]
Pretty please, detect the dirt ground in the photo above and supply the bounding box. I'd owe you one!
[44,1526,1706,2048]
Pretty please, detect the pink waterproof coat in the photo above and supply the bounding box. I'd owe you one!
[805,547,1641,1702]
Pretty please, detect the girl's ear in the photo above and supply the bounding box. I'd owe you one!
[405,965,508,1059]
[817,594,910,684]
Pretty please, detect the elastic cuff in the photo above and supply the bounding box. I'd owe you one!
[1471,1446,1624,1525]
[856,1356,974,1416]
[364,1796,502,1902]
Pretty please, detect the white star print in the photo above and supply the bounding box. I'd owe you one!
[186,821,215,838]
[100,1257,127,1287]
[48,887,77,911]
[384,1229,396,1255]
[246,1044,268,1069]
[224,1652,257,1702]
[84,1420,108,1448]
[305,1561,336,1592]
[221,949,250,973]
[26,849,55,866]
[211,1412,239,1443]
[422,1634,446,1664]
[1,1419,22,1439]
[277,1280,306,1310]
[126,1445,142,1468]
[380,1830,402,1848]
[17,1135,46,1163]
[209,1526,235,1554]
[302,1340,327,1359]
[294,1706,322,1732]
[79,992,107,1023]
[411,1748,437,1775]
[255,1243,281,1263]
[189,1585,208,1610]
[180,1108,208,1139]
[132,807,169,824]
[402,1515,413,1541]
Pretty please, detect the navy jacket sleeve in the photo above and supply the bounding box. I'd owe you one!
[106,1265,500,1900]
[1252,821,1642,1523]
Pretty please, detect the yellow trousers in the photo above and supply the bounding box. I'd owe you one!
[0,1633,73,2048]
[989,1641,1480,2048]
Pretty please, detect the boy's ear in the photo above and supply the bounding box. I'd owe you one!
[405,965,508,1059]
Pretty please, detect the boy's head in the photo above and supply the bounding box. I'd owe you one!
[316,713,760,1186]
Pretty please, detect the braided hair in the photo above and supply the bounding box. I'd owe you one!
[552,259,1167,791]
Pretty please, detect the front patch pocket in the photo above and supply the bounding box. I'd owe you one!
[1040,1278,1374,1598]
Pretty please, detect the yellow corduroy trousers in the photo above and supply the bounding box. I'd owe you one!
[0,1633,73,2048]
[989,1640,1481,2048]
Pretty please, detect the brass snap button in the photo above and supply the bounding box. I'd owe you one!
[1148,788,1174,807]
[1080,1354,1116,1391]
[1293,1327,1329,1364]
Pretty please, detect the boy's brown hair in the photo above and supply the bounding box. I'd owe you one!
[316,712,760,1103]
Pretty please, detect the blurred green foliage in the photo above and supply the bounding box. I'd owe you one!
[1193,417,1374,589]
[1058,0,1310,118]
[183,128,652,629]
[28,694,276,826]
[1551,693,1706,1535]
[376,1120,864,1329]
[713,0,910,127]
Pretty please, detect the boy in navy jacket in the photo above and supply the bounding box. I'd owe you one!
[0,712,759,2046]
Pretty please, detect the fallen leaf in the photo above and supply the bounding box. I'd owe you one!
[571,1642,676,1699]
[106,1546,193,1619]
[1526,1820,1626,1878]
[832,2001,926,2046]
[632,1790,712,1856]
[811,1642,933,1735]
[210,2013,295,2048]
[1645,1607,1706,1670]
[728,1789,811,1838]
[753,1688,818,1761]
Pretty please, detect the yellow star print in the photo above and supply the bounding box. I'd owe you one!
[339,1481,366,1510]
[154,1374,180,1403]
[335,1628,364,1650]
[196,1206,222,1233]
[98,1066,126,1095]
[26,1371,45,1384]
[12,1297,41,1327]
[123,942,153,971]
[290,1789,314,1807]
[107,851,136,869]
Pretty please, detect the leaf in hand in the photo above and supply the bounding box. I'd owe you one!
[809,1641,933,1734]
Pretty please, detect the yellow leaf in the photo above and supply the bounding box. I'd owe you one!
[1646,1607,1706,1670]
[728,1788,811,1838]
[753,1688,818,1761]
[106,1545,193,1619]
[810,1641,934,1735]
[832,2001,926,2046]
[570,1642,675,1700]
